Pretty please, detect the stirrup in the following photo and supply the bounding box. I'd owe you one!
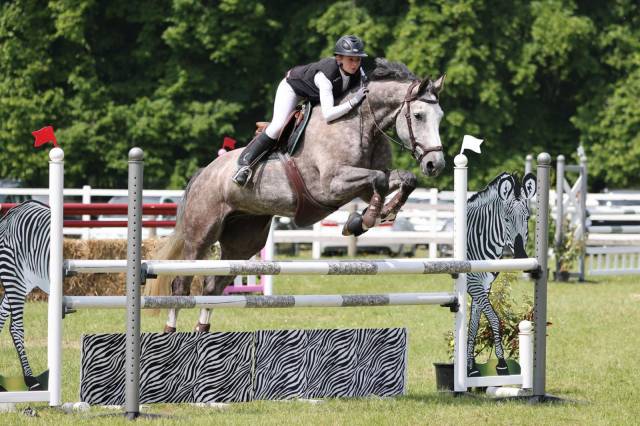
[231,166,253,187]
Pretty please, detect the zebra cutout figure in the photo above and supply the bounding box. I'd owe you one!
[0,200,50,390]
[466,172,536,377]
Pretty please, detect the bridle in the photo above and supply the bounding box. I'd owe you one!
[365,79,443,163]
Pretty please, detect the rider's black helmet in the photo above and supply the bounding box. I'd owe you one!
[334,35,368,57]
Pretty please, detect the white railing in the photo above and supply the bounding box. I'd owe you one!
[586,246,640,276]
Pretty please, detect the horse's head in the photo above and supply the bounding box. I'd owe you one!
[497,173,537,258]
[395,75,446,177]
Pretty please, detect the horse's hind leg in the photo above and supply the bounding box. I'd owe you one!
[165,217,226,332]
[196,214,273,332]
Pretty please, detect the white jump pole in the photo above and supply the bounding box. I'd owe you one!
[453,153,468,392]
[262,219,275,295]
[65,258,539,276]
[48,147,64,407]
[65,292,457,309]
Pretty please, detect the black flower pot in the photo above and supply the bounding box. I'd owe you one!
[433,362,454,392]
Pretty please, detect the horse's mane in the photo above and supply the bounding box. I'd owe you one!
[369,58,418,82]
[467,172,522,208]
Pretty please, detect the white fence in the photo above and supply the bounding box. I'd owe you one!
[11,179,640,277]
[0,186,455,257]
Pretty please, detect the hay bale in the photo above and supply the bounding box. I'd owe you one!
[24,238,214,301]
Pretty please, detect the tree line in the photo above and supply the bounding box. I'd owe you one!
[0,0,637,191]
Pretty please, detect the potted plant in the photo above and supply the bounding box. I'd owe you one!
[554,221,586,281]
[435,272,534,391]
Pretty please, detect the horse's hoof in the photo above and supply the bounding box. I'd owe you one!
[342,212,366,237]
[163,325,177,333]
[496,358,509,376]
[194,322,210,333]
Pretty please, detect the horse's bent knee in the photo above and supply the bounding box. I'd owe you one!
[403,173,418,190]
[373,171,389,194]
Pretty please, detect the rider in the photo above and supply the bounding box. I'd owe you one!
[231,35,370,186]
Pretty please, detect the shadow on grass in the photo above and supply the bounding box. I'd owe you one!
[552,278,602,285]
[400,391,583,405]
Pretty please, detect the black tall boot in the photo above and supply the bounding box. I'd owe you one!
[231,132,277,187]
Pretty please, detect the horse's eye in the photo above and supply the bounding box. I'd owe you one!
[413,112,423,120]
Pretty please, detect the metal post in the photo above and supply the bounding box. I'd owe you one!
[125,148,144,420]
[554,155,565,279]
[525,154,533,176]
[579,154,588,281]
[533,152,551,400]
[453,154,468,392]
[48,148,64,407]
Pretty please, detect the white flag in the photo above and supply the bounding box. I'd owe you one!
[460,135,484,155]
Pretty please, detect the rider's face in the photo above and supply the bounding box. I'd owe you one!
[336,55,362,75]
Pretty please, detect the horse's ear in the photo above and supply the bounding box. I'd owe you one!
[418,78,430,95]
[432,73,446,95]
[522,173,537,200]
[498,175,515,201]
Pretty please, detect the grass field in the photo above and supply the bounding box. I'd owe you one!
[1,260,639,425]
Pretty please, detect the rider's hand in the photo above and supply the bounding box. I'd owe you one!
[349,86,368,107]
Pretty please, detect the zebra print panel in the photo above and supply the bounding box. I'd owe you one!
[80,328,406,404]
[80,332,254,405]
[253,328,406,400]
[0,201,50,389]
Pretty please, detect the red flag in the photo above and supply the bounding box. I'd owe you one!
[222,136,237,151]
[32,126,58,148]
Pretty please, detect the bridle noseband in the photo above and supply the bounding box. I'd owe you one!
[403,80,443,163]
[365,80,443,164]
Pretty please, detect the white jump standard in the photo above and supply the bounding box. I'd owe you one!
[41,148,556,414]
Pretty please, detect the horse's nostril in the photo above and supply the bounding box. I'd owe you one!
[426,162,435,173]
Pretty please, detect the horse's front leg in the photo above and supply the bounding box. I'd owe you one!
[380,170,417,223]
[329,166,389,236]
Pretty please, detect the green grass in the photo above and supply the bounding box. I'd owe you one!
[1,262,639,425]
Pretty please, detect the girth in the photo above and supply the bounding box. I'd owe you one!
[277,152,336,228]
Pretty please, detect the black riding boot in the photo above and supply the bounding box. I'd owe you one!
[231,132,277,187]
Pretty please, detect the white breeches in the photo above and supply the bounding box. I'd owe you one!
[265,79,302,140]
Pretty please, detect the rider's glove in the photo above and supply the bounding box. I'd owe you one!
[349,86,368,108]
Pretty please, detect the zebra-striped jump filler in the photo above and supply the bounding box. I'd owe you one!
[64,258,539,276]
[64,292,457,310]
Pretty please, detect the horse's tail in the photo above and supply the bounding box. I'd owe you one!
[143,169,203,297]
[143,224,185,297]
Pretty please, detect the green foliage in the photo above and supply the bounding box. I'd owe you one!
[445,272,534,362]
[0,1,638,190]
[555,220,586,273]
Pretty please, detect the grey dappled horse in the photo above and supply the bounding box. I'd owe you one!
[145,59,447,332]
